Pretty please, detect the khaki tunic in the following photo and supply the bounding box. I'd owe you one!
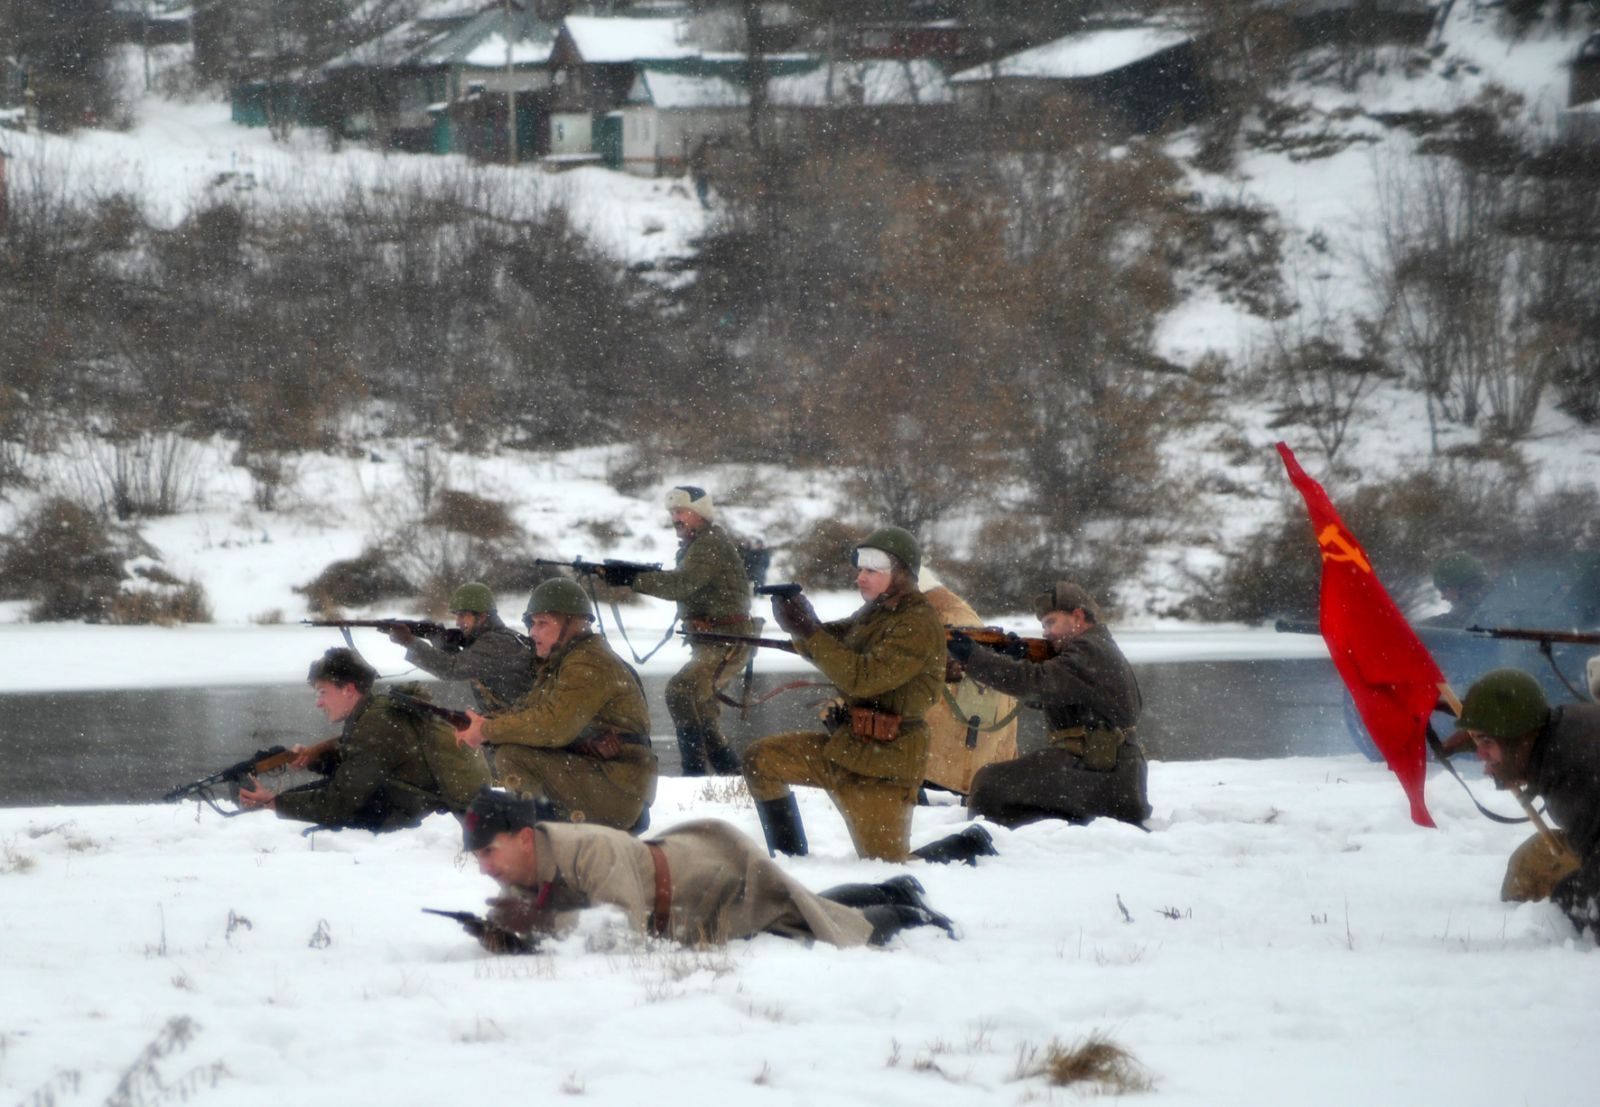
[744,589,946,860]
[634,523,756,737]
[481,630,657,830]
[275,693,490,830]
[920,585,1019,795]
[489,819,873,948]
[405,614,534,713]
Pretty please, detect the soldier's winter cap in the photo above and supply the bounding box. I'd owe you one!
[665,485,715,520]
[463,787,556,851]
[1033,581,1100,622]
[307,647,377,692]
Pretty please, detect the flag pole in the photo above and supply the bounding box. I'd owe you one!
[1437,682,1579,864]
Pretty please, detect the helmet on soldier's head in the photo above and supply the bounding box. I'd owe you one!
[450,581,495,614]
[524,578,593,621]
[1433,552,1488,592]
[1456,669,1549,741]
[854,526,921,576]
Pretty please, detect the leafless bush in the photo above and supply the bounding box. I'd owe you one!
[296,548,414,614]
[1264,275,1388,463]
[0,496,137,621]
[68,432,202,519]
[108,578,213,625]
[778,517,871,591]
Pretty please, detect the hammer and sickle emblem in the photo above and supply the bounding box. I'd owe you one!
[1316,524,1372,573]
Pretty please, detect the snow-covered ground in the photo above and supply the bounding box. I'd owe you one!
[2,759,1592,1107]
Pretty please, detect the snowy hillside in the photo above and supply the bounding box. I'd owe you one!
[1,5,1598,627]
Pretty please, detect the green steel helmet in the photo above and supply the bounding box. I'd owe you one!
[450,581,495,614]
[1456,669,1549,741]
[854,526,921,576]
[1433,552,1488,592]
[525,577,594,620]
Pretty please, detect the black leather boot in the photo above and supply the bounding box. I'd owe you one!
[754,794,808,857]
[675,726,708,777]
[911,824,996,866]
[861,903,948,946]
[705,733,741,775]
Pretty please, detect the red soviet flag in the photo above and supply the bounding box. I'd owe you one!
[1276,442,1439,827]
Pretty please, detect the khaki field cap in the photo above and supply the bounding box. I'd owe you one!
[450,581,495,614]
[1456,668,1549,741]
[525,578,594,620]
[1033,581,1099,622]
[665,485,715,520]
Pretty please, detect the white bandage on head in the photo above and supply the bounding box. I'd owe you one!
[664,485,714,520]
[852,546,894,573]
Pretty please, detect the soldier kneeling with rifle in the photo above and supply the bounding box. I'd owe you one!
[433,788,957,952]
[237,648,490,831]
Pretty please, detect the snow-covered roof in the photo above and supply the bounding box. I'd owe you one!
[629,59,954,110]
[950,26,1191,83]
[325,6,555,72]
[770,59,954,107]
[564,16,700,64]
[1262,0,1437,13]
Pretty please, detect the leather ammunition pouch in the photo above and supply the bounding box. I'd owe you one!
[837,705,902,743]
[1048,725,1132,772]
[568,730,651,761]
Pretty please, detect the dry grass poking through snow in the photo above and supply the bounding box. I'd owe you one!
[1013,1031,1155,1094]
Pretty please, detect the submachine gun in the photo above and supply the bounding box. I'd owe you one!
[533,557,662,588]
[164,738,337,817]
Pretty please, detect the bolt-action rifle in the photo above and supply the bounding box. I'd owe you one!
[953,626,1054,663]
[1275,619,1600,649]
[682,630,799,653]
[533,557,662,588]
[421,908,540,954]
[164,738,338,816]
[387,690,471,731]
[301,618,465,650]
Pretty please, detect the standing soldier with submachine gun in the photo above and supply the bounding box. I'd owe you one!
[588,485,755,777]
[946,580,1151,830]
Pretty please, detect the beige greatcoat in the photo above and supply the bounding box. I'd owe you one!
[920,584,1019,795]
[488,818,874,947]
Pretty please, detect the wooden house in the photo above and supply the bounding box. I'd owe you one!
[546,15,706,160]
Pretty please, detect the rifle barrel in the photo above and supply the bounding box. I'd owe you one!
[682,631,798,654]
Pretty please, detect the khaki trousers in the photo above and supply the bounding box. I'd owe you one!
[493,746,654,832]
[665,640,751,741]
[743,730,916,861]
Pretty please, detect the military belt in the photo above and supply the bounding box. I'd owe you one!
[645,842,672,938]
[1047,725,1132,757]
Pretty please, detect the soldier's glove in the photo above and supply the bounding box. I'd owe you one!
[946,630,976,664]
[600,564,641,588]
[772,594,821,639]
[999,634,1031,660]
[478,921,539,956]
[385,622,416,646]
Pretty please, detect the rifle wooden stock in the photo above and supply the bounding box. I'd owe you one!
[164,737,338,807]
[954,626,1054,663]
[682,630,799,654]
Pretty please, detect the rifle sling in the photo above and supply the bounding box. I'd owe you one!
[1426,723,1530,826]
[587,578,678,665]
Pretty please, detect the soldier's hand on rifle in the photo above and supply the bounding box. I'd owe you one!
[999,635,1031,660]
[457,710,488,750]
[288,743,320,771]
[385,621,415,646]
[946,630,976,664]
[236,775,276,811]
[772,593,820,639]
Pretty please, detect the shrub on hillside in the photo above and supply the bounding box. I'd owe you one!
[780,518,871,591]
[296,548,414,614]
